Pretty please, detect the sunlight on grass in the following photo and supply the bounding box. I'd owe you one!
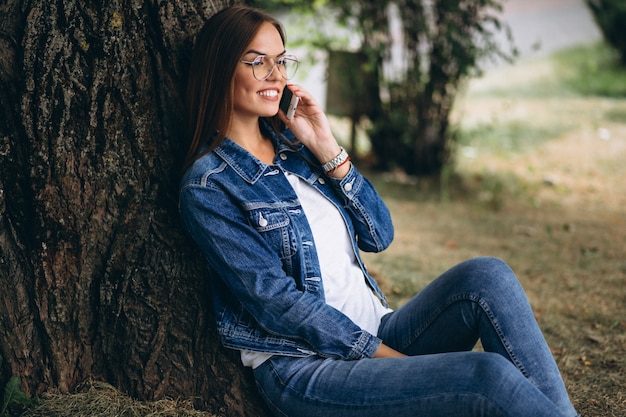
[553,43,626,97]
[454,43,626,161]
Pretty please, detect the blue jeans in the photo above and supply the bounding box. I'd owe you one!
[252,257,578,417]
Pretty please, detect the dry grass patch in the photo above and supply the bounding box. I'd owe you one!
[21,380,217,417]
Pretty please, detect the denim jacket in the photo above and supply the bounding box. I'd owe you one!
[179,122,394,360]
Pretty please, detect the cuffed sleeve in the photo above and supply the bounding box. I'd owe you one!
[326,164,394,253]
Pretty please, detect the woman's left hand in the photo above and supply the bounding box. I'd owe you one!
[278,84,344,168]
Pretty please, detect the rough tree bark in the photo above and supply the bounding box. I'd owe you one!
[0,1,269,415]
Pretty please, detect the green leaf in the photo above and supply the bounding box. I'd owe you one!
[3,376,32,410]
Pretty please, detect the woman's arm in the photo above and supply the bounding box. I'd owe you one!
[279,85,394,253]
[327,164,394,253]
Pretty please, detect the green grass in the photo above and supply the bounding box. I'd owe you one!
[456,121,571,154]
[454,43,626,159]
[553,43,626,97]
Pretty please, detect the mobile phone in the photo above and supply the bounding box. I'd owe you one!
[279,86,299,120]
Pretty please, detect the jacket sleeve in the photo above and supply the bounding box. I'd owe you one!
[326,164,395,253]
[179,179,382,360]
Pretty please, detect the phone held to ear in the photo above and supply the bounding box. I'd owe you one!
[279,86,299,120]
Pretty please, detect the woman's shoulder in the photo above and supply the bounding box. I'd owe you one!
[180,150,228,189]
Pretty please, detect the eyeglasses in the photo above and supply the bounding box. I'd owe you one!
[240,54,299,81]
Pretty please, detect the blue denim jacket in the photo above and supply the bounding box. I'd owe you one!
[179,122,394,360]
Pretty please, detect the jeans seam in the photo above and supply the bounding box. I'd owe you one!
[398,294,530,379]
[474,296,530,378]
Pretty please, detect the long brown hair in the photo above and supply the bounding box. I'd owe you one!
[183,6,286,170]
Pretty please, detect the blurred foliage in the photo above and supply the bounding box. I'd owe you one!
[586,0,626,66]
[249,0,516,176]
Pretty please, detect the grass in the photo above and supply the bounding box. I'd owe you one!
[21,380,216,417]
[361,42,626,416]
[554,44,626,98]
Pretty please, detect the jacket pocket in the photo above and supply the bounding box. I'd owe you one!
[245,204,298,261]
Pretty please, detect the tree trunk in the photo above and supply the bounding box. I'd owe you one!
[0,1,269,415]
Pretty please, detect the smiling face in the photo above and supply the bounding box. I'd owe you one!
[232,22,287,124]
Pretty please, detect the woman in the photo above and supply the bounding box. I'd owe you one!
[179,5,578,417]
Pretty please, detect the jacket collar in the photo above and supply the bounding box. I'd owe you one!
[213,119,303,184]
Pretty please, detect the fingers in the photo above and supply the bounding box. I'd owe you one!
[285,84,317,107]
[278,84,334,148]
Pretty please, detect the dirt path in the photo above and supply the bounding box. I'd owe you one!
[499,0,601,59]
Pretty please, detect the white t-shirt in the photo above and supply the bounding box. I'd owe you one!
[241,171,391,368]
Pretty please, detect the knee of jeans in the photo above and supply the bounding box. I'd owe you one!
[466,257,519,288]
[473,352,519,383]
[471,353,545,410]
[470,256,510,273]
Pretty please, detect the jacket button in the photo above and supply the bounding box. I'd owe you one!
[318,178,325,185]
[259,218,268,227]
[279,153,288,160]
[344,183,353,192]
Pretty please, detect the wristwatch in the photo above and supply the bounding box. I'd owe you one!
[322,147,349,174]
